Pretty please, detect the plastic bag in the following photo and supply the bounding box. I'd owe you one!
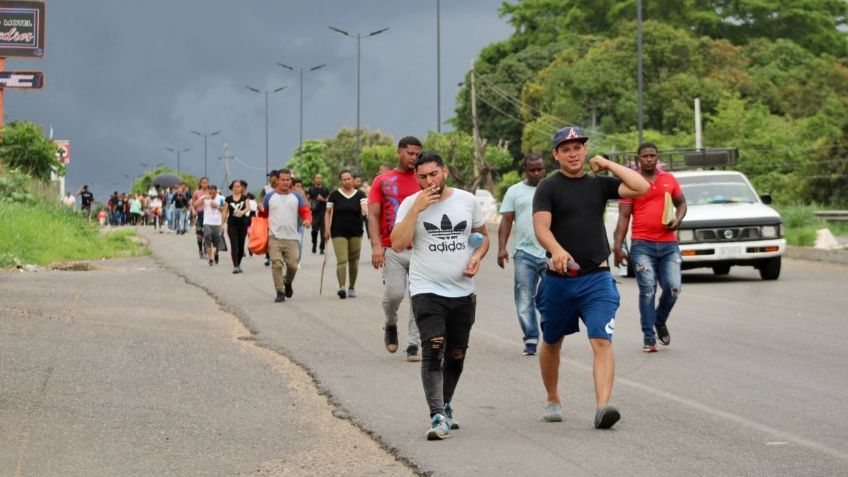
[248,216,268,254]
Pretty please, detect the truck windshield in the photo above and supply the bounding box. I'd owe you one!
[678,176,758,205]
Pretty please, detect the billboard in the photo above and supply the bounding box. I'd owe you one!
[54,139,69,165]
[0,1,45,58]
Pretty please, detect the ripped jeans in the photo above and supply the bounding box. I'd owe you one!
[630,240,682,340]
[411,293,476,418]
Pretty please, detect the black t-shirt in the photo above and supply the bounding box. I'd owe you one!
[110,196,124,211]
[80,191,94,208]
[533,173,621,271]
[173,191,189,209]
[308,186,330,213]
[328,189,366,238]
[225,194,251,226]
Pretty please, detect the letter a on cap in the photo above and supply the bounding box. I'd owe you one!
[566,128,579,140]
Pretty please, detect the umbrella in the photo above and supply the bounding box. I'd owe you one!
[152,173,183,188]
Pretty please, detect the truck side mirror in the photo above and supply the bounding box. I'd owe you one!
[760,194,772,204]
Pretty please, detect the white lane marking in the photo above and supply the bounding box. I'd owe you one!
[473,328,848,464]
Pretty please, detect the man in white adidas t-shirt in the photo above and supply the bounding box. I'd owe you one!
[391,152,489,441]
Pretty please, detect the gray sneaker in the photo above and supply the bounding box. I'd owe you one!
[426,414,450,440]
[445,402,460,430]
[347,288,357,298]
[542,402,563,422]
[594,405,621,429]
[406,345,422,362]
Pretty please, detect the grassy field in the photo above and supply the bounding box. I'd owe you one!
[775,204,848,246]
[0,202,148,268]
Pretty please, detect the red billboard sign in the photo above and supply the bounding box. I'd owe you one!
[54,139,69,165]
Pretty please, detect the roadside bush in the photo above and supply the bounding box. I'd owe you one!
[0,201,147,267]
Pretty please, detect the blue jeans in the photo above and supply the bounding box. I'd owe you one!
[630,240,682,339]
[173,208,187,232]
[513,250,547,345]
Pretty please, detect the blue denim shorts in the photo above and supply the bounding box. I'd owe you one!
[536,271,620,343]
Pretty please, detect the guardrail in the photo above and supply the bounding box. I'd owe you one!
[815,210,848,222]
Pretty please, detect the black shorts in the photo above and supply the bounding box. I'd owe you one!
[411,293,476,349]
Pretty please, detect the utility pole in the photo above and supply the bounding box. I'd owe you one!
[695,98,703,149]
[469,62,482,180]
[636,0,645,144]
[221,143,235,188]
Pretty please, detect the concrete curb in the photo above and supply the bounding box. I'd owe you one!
[785,245,848,266]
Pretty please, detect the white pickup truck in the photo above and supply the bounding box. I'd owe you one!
[608,170,786,280]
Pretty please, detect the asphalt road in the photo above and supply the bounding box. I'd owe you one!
[0,256,413,476]
[134,227,848,477]
[8,230,848,476]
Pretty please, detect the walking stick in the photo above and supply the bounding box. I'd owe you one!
[319,248,328,296]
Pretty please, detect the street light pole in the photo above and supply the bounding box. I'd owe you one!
[278,62,327,159]
[165,146,191,175]
[329,25,389,169]
[436,0,442,133]
[190,129,222,178]
[246,85,287,174]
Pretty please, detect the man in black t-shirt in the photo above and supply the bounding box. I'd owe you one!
[532,126,648,430]
[307,173,330,254]
[77,185,95,221]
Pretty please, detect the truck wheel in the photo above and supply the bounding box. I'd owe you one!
[758,257,781,280]
[712,265,731,276]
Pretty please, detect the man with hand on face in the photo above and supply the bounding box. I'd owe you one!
[532,126,649,429]
[497,153,548,356]
[391,152,489,441]
[613,143,687,352]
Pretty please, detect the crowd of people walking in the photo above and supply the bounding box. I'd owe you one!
[92,126,687,441]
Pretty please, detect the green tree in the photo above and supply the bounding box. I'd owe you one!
[0,121,61,182]
[424,130,513,193]
[320,128,394,181]
[286,140,332,186]
[359,143,396,181]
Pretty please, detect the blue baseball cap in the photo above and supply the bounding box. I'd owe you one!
[551,126,589,149]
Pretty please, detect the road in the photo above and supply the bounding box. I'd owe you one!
[0,256,413,476]
[5,227,847,476]
[139,228,848,477]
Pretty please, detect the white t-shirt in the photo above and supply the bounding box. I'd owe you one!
[202,193,225,226]
[395,188,484,298]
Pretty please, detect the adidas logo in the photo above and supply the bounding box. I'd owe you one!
[423,214,469,253]
[423,214,467,240]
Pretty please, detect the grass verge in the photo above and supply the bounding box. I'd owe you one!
[775,203,848,246]
[0,201,148,267]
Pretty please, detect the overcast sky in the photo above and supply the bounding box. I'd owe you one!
[6,0,513,199]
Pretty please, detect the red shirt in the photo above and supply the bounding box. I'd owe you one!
[620,169,682,242]
[368,169,420,248]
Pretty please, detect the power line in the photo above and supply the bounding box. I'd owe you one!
[475,94,556,138]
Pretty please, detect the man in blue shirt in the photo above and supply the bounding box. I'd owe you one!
[497,154,547,356]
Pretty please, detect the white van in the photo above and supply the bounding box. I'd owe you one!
[608,170,786,280]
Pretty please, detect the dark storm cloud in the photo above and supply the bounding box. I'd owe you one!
[5,0,511,199]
